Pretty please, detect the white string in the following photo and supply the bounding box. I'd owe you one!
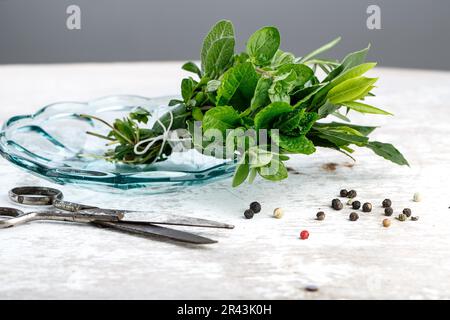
[133,111,191,164]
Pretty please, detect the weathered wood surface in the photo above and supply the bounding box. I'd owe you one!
[1,63,450,299]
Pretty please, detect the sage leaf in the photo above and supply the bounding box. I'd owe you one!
[366,141,409,166]
[201,20,235,78]
[246,26,280,66]
[274,134,316,154]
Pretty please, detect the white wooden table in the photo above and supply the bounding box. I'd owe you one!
[1,63,450,299]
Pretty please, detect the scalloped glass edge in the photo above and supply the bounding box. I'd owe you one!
[0,95,236,194]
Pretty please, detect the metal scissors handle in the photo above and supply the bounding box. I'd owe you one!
[4,186,221,244]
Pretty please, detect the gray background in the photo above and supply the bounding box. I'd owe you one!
[0,0,449,69]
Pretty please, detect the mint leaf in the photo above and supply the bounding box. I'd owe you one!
[202,106,241,134]
[182,61,202,78]
[327,77,378,104]
[275,63,314,87]
[366,141,409,166]
[232,161,250,187]
[246,26,280,66]
[201,20,235,78]
[216,62,259,111]
[274,134,316,154]
[254,101,292,130]
[271,49,295,68]
[268,69,297,103]
[130,107,151,124]
[206,80,221,92]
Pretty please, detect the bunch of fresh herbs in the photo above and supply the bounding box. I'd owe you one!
[83,20,408,187]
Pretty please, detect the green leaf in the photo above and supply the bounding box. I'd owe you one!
[331,62,377,87]
[327,77,378,104]
[129,107,151,124]
[192,107,203,121]
[314,122,377,136]
[317,130,369,147]
[297,112,319,135]
[254,101,293,130]
[275,63,314,87]
[271,49,295,68]
[299,37,341,63]
[206,80,221,92]
[258,159,288,181]
[246,26,280,66]
[268,69,297,103]
[181,78,194,102]
[201,20,235,78]
[250,77,272,111]
[341,101,392,115]
[323,45,371,82]
[168,99,183,106]
[216,62,259,111]
[182,61,202,78]
[366,141,409,166]
[232,158,250,187]
[202,106,241,134]
[276,110,304,134]
[274,134,316,154]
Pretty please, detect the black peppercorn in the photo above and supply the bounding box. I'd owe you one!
[347,190,357,198]
[411,216,419,221]
[331,199,343,210]
[382,199,392,208]
[244,209,254,219]
[340,189,348,197]
[384,207,393,216]
[249,201,261,213]
[352,201,361,210]
[316,211,325,221]
[362,202,372,212]
[349,212,359,221]
[403,208,412,217]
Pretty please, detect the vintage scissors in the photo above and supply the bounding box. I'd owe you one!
[0,186,234,244]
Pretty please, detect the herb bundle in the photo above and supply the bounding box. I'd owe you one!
[84,20,408,187]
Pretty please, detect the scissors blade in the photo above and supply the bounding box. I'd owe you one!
[83,208,234,229]
[94,221,217,245]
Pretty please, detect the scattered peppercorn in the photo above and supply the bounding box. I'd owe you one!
[316,211,326,221]
[340,189,348,197]
[300,230,309,240]
[331,198,343,210]
[384,207,393,216]
[249,201,261,214]
[397,213,407,221]
[382,218,391,228]
[382,199,392,208]
[305,284,319,292]
[347,190,357,198]
[411,216,419,221]
[244,209,254,219]
[362,202,373,212]
[413,192,422,202]
[402,208,412,217]
[349,212,359,221]
[273,208,284,219]
[352,201,361,210]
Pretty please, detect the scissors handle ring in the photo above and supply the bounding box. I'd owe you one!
[9,186,63,205]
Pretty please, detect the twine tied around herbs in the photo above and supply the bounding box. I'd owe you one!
[132,111,191,164]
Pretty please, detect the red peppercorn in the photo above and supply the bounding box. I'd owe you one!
[300,230,309,240]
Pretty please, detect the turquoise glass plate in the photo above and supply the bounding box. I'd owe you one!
[0,95,235,193]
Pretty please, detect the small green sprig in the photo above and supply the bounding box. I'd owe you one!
[86,19,408,186]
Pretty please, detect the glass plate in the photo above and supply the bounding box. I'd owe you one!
[0,95,235,193]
